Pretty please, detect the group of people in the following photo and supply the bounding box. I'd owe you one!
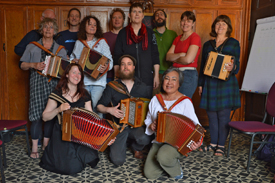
[15,3,241,180]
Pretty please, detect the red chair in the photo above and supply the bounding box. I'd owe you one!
[227,82,275,172]
[0,140,5,183]
[0,120,31,168]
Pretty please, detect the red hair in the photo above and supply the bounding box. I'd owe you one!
[56,63,86,99]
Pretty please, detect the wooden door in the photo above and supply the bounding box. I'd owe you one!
[245,0,275,121]
[0,6,29,121]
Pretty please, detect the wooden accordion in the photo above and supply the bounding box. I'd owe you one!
[156,112,205,156]
[78,47,109,80]
[43,55,71,78]
[203,51,234,80]
[62,108,119,152]
[120,98,150,128]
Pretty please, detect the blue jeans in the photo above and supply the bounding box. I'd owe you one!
[85,85,105,118]
[206,108,231,146]
[178,70,198,99]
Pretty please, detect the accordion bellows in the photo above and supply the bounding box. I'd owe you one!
[156,112,205,156]
[203,51,234,80]
[120,98,150,128]
[43,56,71,78]
[78,47,109,80]
[62,108,119,152]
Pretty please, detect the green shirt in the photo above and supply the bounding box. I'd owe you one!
[153,28,178,74]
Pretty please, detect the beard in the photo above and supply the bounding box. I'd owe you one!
[119,69,135,80]
[155,19,166,27]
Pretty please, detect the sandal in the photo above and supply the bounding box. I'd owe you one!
[199,145,216,152]
[30,152,39,159]
[215,147,225,156]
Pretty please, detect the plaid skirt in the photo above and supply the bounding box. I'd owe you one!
[29,70,58,121]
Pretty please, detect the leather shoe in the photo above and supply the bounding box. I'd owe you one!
[134,150,144,159]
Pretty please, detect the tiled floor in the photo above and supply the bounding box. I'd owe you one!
[1,131,274,183]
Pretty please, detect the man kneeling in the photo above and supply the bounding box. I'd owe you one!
[97,55,152,166]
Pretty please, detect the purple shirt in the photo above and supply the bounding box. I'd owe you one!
[103,31,118,79]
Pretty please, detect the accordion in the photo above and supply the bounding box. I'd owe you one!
[43,55,71,78]
[156,112,205,156]
[203,51,234,80]
[78,47,109,80]
[62,108,119,152]
[120,98,150,128]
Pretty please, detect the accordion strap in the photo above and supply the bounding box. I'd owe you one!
[107,81,131,97]
[30,41,65,56]
[210,37,229,54]
[156,94,191,112]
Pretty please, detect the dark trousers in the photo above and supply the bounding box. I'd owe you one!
[109,126,151,166]
[207,108,231,146]
[30,118,55,139]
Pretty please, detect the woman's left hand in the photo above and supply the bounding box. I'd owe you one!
[225,60,234,72]
[107,137,116,146]
[99,63,108,73]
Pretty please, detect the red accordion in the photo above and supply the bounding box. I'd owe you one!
[156,111,205,156]
[62,108,119,152]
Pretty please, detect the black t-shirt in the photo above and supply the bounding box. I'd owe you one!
[97,77,151,124]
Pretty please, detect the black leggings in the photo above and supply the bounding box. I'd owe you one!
[30,119,55,139]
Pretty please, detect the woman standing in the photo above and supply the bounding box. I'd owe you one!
[71,15,113,116]
[20,18,67,159]
[166,11,201,99]
[198,15,241,156]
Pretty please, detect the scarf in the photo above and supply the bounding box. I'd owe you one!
[126,23,148,50]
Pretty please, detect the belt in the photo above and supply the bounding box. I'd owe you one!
[178,67,197,71]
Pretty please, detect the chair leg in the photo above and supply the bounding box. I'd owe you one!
[0,147,5,183]
[0,134,6,169]
[24,126,31,156]
[227,128,233,158]
[247,134,256,172]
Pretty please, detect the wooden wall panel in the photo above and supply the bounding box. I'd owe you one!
[2,6,29,120]
[193,0,216,6]
[218,0,242,6]
[168,0,191,5]
[193,9,217,126]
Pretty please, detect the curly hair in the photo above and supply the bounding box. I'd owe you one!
[110,8,125,20]
[210,15,232,38]
[39,18,58,35]
[77,15,103,40]
[55,63,86,99]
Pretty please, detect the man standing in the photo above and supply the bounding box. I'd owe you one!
[59,8,81,57]
[14,9,63,56]
[153,9,177,94]
[104,8,125,83]
[114,3,160,96]
[97,55,151,166]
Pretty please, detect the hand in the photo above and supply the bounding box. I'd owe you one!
[59,103,71,112]
[225,60,234,72]
[189,138,203,151]
[149,120,157,132]
[153,75,160,89]
[107,137,116,146]
[198,86,202,96]
[34,62,46,71]
[99,63,108,73]
[108,103,124,118]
